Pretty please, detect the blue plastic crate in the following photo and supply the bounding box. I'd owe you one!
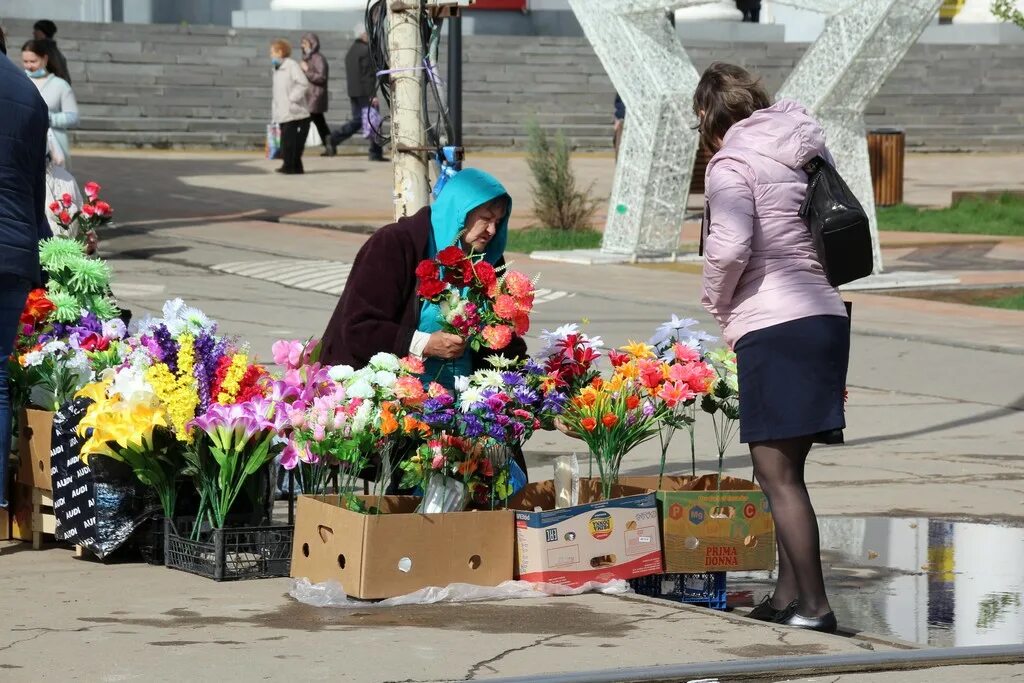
[629,572,728,610]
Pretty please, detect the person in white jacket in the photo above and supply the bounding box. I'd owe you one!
[270,39,311,175]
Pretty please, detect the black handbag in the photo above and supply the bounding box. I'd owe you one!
[798,156,873,287]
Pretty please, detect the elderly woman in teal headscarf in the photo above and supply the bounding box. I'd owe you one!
[320,168,526,389]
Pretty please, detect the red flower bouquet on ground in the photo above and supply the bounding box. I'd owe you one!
[416,246,536,352]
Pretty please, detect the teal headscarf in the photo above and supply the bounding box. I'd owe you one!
[419,168,512,389]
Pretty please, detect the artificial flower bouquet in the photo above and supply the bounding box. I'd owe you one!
[416,245,535,351]
[48,180,114,243]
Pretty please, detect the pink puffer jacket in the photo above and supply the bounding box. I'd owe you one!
[701,99,848,347]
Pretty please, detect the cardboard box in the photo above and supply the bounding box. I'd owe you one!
[509,479,663,587]
[290,494,515,600]
[618,475,776,573]
[17,408,55,491]
[10,482,34,541]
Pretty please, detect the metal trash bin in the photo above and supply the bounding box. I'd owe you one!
[867,127,905,207]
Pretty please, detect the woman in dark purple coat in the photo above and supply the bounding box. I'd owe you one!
[300,32,332,157]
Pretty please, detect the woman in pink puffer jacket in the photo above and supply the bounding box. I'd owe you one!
[695,63,850,634]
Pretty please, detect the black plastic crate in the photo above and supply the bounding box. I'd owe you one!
[137,515,166,566]
[630,572,728,610]
[164,518,293,581]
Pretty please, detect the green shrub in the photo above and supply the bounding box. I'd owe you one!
[525,121,599,231]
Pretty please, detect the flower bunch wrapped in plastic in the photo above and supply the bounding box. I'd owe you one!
[185,399,281,529]
[400,434,494,512]
[416,245,536,352]
[76,378,183,519]
[558,341,674,499]
[643,315,719,481]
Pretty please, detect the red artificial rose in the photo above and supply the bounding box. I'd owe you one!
[415,259,439,280]
[473,261,498,295]
[48,201,60,213]
[58,210,71,224]
[81,204,96,218]
[61,193,73,208]
[83,181,101,200]
[417,277,447,300]
[94,201,112,217]
[436,245,467,268]
[442,261,465,286]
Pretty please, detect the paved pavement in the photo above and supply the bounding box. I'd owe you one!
[2,151,1022,682]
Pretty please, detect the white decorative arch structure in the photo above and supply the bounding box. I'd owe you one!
[775,0,944,273]
[568,0,719,257]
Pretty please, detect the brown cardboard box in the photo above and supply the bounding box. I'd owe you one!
[509,479,663,587]
[618,474,776,573]
[17,408,55,491]
[10,482,34,541]
[289,494,515,600]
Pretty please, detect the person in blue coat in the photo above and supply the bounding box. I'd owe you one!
[0,30,52,508]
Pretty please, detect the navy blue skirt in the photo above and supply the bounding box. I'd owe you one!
[735,315,850,444]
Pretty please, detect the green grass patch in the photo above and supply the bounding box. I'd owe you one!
[505,228,602,253]
[987,291,1024,311]
[877,193,1024,237]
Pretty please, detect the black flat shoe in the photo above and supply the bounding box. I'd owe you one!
[747,595,786,622]
[781,610,838,634]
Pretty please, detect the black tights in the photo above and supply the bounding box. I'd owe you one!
[750,436,831,617]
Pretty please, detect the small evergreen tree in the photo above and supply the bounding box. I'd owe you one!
[525,122,599,231]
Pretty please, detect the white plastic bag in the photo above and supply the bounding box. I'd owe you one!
[289,577,630,608]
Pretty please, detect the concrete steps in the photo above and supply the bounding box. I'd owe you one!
[4,17,1021,152]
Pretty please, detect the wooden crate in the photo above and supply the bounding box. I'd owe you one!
[10,483,56,549]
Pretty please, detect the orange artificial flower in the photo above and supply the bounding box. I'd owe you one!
[380,402,399,436]
[601,413,619,429]
[626,395,640,411]
[580,417,597,432]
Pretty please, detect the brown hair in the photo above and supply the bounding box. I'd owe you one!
[692,62,772,154]
[270,38,292,58]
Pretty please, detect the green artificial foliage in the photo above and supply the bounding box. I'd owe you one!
[39,236,85,272]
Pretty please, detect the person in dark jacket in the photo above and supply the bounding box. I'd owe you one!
[329,24,385,161]
[300,32,333,157]
[736,0,761,22]
[0,36,52,508]
[613,93,626,161]
[32,19,71,83]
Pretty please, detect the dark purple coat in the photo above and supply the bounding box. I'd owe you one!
[301,32,329,114]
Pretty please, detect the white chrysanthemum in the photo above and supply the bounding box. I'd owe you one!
[21,351,44,368]
[485,355,516,370]
[368,352,401,372]
[474,370,505,388]
[373,370,398,388]
[328,364,355,382]
[459,386,483,413]
[41,340,69,357]
[453,375,471,393]
[346,379,375,400]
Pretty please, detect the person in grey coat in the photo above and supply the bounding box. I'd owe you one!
[300,32,333,157]
[0,29,52,508]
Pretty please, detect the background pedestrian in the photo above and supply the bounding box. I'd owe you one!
[22,39,78,169]
[300,32,333,157]
[330,24,384,161]
[270,38,311,175]
[32,19,70,83]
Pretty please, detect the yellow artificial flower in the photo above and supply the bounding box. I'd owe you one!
[620,340,656,359]
[217,353,248,405]
[76,381,110,404]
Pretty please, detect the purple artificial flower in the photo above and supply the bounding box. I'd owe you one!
[642,401,655,417]
[152,324,178,372]
[512,385,539,406]
[523,358,544,375]
[500,371,524,387]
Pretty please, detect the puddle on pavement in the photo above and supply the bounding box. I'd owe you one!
[727,516,1024,647]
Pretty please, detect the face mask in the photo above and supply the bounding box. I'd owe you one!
[26,68,47,78]
[271,57,282,67]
